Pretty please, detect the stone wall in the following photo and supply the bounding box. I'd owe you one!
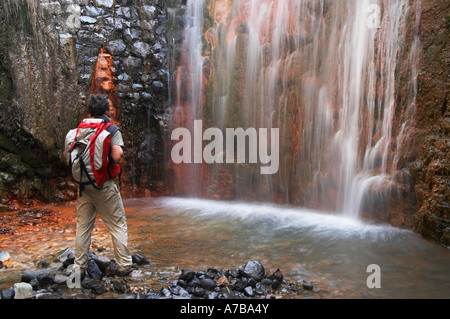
[69,0,171,196]
[0,0,175,207]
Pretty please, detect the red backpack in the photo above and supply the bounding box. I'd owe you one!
[65,118,122,195]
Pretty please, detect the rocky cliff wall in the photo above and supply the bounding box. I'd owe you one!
[0,0,173,208]
[408,0,449,246]
[372,0,449,247]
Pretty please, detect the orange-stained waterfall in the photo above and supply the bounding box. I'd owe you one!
[168,0,421,220]
[89,47,120,125]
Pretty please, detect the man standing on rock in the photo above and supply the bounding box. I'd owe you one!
[64,94,136,277]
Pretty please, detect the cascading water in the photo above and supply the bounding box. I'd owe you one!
[169,0,421,220]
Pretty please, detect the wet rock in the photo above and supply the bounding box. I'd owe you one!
[187,276,201,289]
[36,293,58,299]
[206,268,219,279]
[228,269,240,278]
[82,278,105,295]
[86,259,103,280]
[247,278,257,288]
[56,247,75,264]
[169,285,190,298]
[200,278,216,291]
[21,270,37,283]
[112,280,126,293]
[160,287,171,298]
[177,279,187,289]
[62,253,75,268]
[193,287,205,297]
[141,92,152,101]
[92,254,111,271]
[54,274,69,285]
[36,269,56,287]
[105,260,118,276]
[29,279,40,290]
[207,267,219,273]
[14,282,33,299]
[0,251,10,266]
[216,276,229,287]
[242,261,265,281]
[145,292,161,299]
[260,278,273,287]
[132,253,149,265]
[272,279,281,289]
[179,269,195,282]
[1,287,15,299]
[207,292,219,299]
[234,278,248,292]
[303,281,314,291]
[135,292,146,299]
[244,286,255,297]
[266,268,283,282]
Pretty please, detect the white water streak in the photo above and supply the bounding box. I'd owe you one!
[176,0,421,219]
[159,197,410,241]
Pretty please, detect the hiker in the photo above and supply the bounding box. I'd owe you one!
[64,94,136,277]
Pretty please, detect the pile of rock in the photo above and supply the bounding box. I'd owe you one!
[0,248,315,299]
[157,260,311,300]
[0,247,151,299]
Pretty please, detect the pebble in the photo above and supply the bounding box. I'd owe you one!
[0,251,11,265]
[14,283,33,299]
[303,281,314,291]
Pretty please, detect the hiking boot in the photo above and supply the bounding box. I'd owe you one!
[116,264,138,277]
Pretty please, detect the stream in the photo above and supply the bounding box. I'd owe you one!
[1,196,449,299]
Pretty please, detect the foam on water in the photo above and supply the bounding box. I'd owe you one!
[157,197,410,242]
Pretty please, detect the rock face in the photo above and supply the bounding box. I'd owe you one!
[406,0,450,247]
[0,0,174,204]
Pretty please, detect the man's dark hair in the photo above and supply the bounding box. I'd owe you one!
[87,94,110,117]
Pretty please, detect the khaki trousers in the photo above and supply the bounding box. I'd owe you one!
[75,179,132,271]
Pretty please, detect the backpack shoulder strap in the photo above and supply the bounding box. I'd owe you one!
[106,124,120,137]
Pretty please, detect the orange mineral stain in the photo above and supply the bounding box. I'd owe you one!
[90,47,120,125]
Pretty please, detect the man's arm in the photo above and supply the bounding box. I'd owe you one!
[111,145,124,164]
[110,128,125,164]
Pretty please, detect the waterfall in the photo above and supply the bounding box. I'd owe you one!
[170,0,421,219]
